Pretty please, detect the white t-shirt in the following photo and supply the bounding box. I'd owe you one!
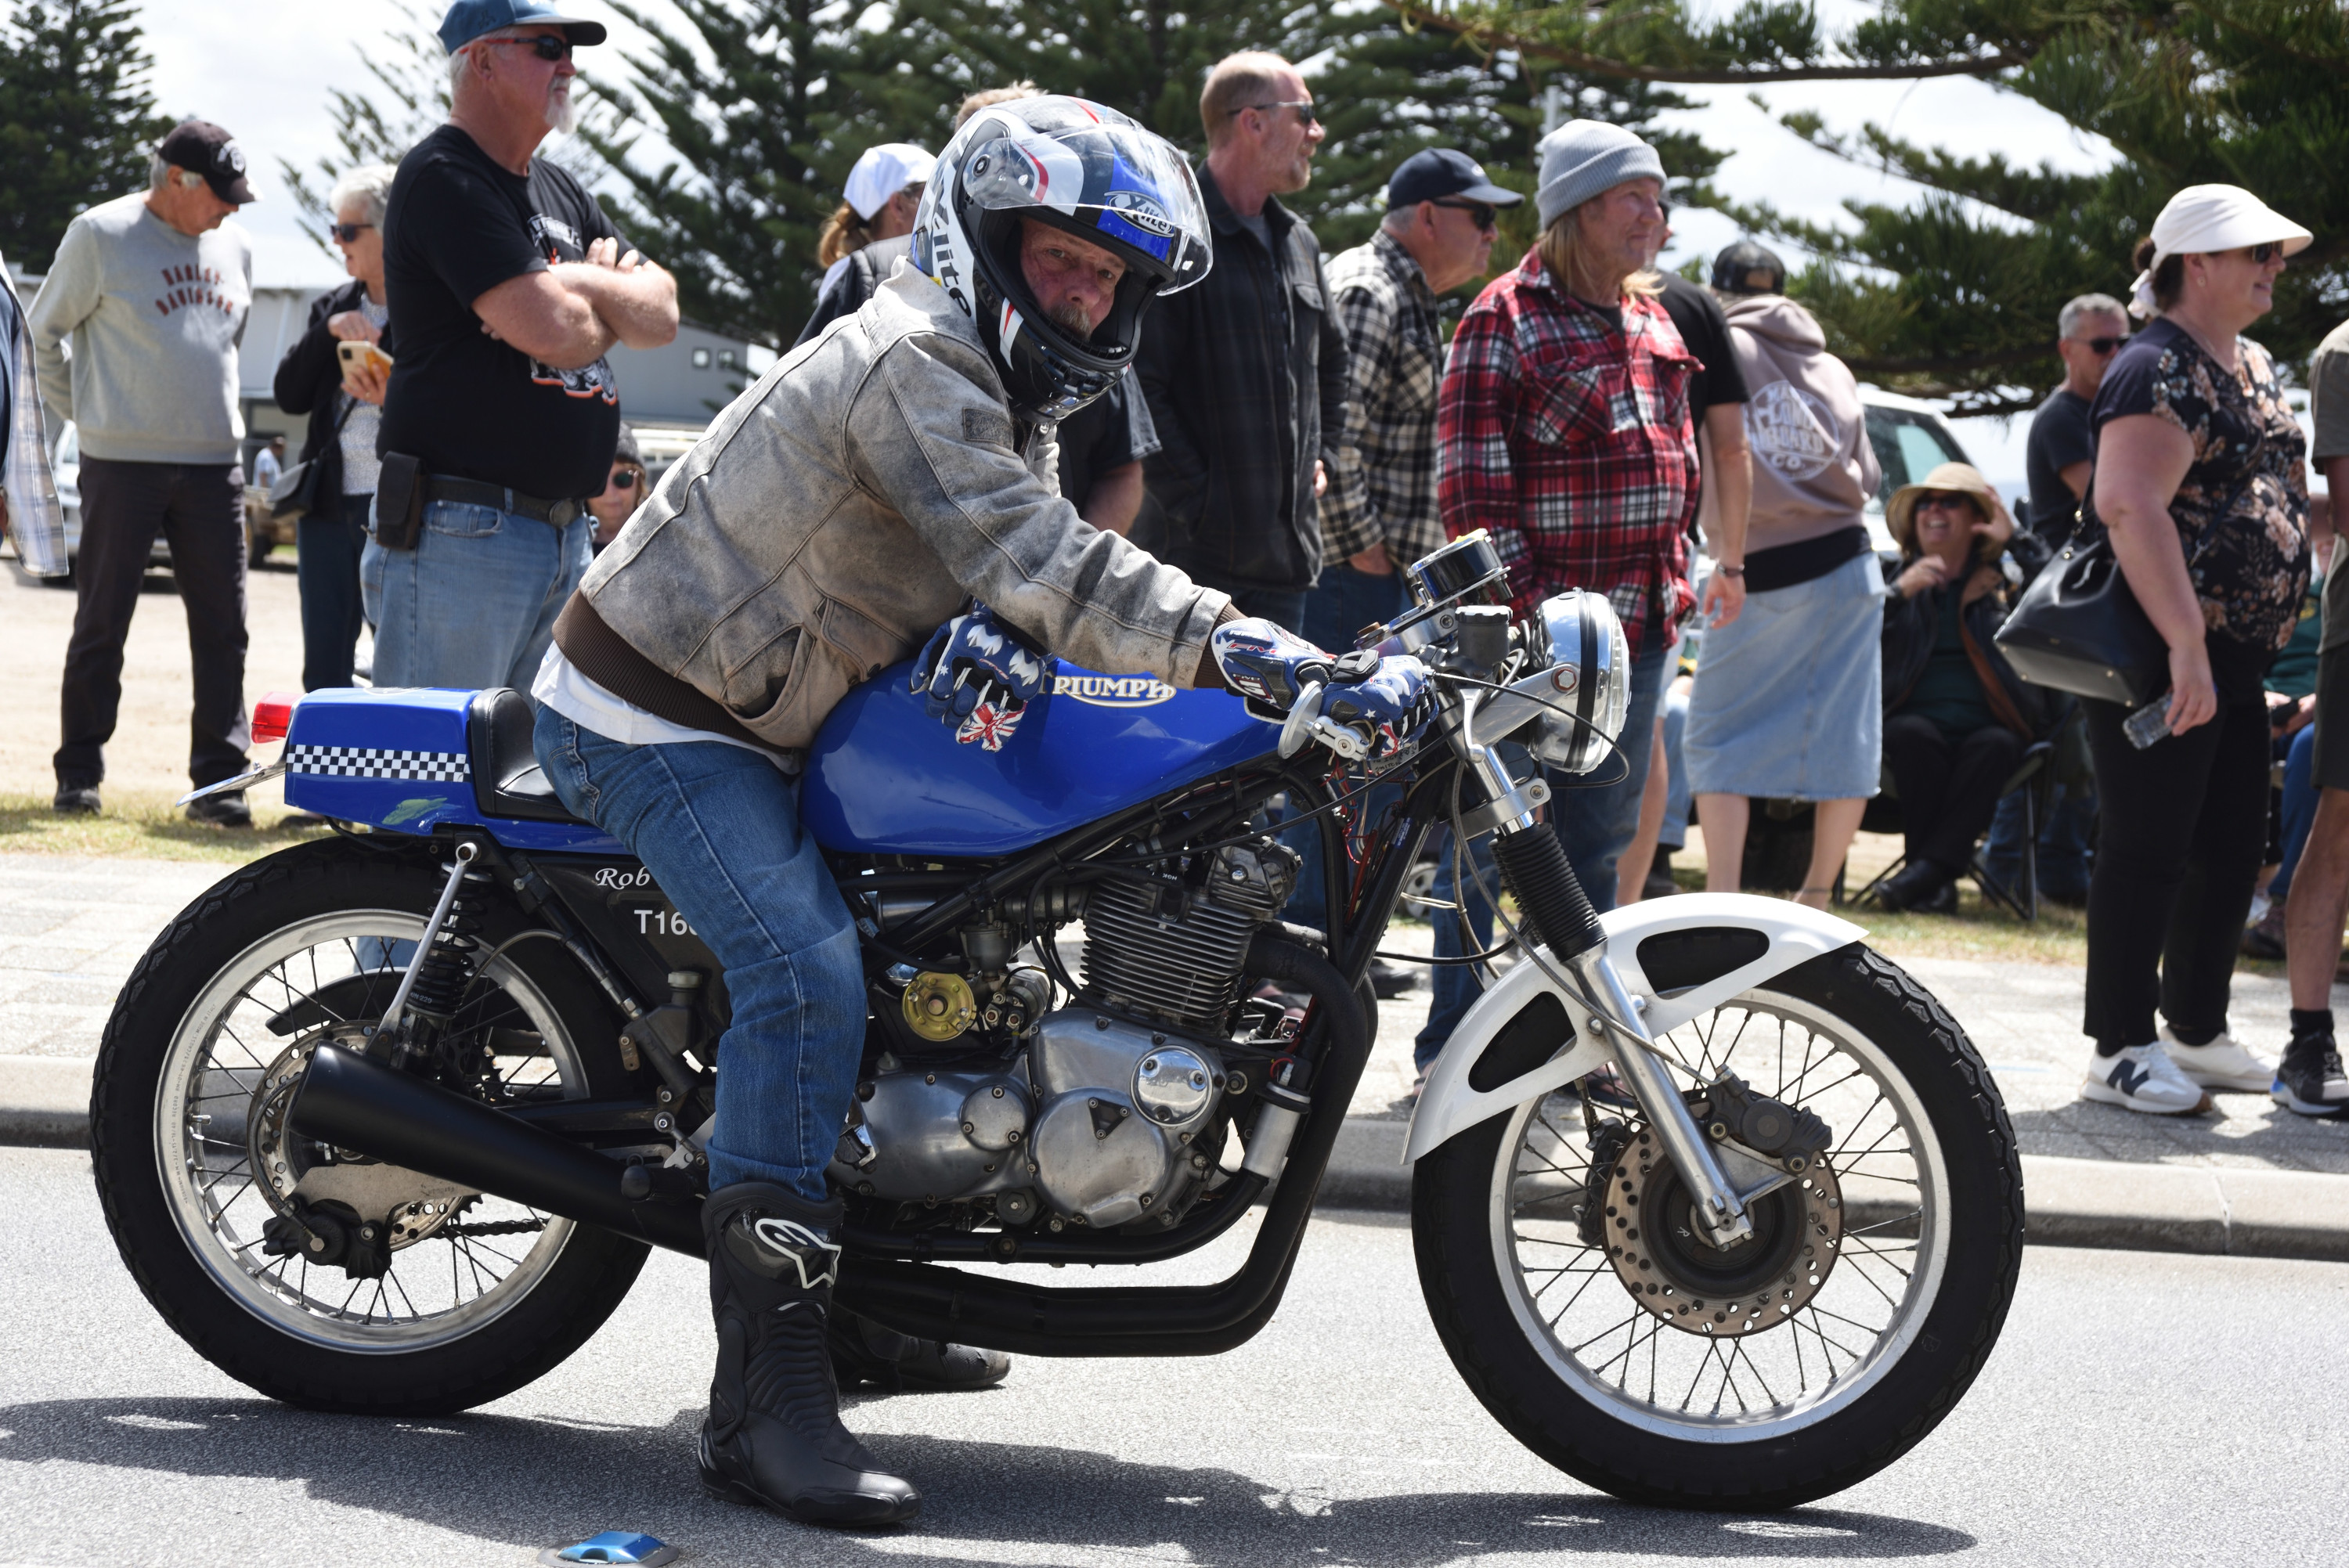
[532,643,792,769]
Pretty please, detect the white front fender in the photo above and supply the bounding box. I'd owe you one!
[1400,893,1867,1164]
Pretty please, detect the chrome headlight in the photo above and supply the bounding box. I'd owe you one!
[1525,590,1630,776]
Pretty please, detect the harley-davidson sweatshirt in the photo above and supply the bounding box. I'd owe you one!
[27,192,251,465]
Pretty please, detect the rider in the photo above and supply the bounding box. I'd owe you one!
[529,96,1425,1526]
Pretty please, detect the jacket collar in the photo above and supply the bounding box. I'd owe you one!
[1370,229,1434,308]
[1508,246,1651,333]
[1198,162,1296,252]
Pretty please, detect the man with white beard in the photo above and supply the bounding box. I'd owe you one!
[368,1,677,692]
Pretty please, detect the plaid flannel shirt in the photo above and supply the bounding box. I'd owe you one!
[1319,231,1447,569]
[1436,249,1701,660]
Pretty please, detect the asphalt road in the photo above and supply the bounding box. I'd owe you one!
[4,1143,2341,1568]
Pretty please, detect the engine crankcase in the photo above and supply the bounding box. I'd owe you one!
[1026,1009,1225,1228]
[839,1065,1034,1203]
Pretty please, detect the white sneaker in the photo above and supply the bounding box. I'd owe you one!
[2158,1025,2277,1092]
[2081,1044,2215,1116]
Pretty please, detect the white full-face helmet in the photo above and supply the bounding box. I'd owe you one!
[912,95,1211,424]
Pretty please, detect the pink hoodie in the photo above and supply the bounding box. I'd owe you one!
[1716,294,1881,554]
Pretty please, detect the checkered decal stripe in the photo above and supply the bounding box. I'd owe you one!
[286,744,471,783]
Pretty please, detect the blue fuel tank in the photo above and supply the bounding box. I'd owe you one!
[799,660,1276,857]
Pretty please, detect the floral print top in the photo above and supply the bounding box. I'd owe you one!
[2081,316,2310,652]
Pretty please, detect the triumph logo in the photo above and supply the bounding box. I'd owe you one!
[1056,674,1177,708]
[594,866,654,890]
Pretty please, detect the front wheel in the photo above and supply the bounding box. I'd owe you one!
[1413,943,2022,1509]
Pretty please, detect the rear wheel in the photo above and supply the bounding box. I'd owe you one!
[1412,943,2022,1509]
[92,839,651,1415]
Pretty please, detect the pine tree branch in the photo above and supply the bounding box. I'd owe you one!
[1383,3,2031,83]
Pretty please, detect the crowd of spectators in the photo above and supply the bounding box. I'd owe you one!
[3,0,2343,1124]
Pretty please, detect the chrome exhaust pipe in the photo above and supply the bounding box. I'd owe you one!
[288,1044,704,1256]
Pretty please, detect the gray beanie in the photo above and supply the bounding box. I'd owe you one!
[1535,119,1666,229]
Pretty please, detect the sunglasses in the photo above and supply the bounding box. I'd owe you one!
[2244,242,2284,265]
[1230,99,1319,128]
[607,466,643,491]
[1915,492,1976,512]
[2076,334,2128,355]
[330,222,373,243]
[1434,199,1498,232]
[482,33,572,62]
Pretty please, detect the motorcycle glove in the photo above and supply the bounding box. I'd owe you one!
[912,601,1051,748]
[1211,618,1434,761]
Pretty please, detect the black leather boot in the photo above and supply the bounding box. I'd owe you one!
[698,1183,921,1526]
[827,1307,1012,1393]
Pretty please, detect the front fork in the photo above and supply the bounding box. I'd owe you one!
[1460,737,1756,1249]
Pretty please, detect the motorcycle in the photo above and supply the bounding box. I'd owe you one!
[90,532,2022,1511]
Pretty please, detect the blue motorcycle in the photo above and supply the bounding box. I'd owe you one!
[90,533,2021,1510]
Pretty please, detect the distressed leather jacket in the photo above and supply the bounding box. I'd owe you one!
[561,265,1230,761]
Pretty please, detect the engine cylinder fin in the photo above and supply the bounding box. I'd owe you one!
[1081,880,1258,1033]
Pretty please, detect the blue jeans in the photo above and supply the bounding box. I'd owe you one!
[1411,636,1671,1069]
[1283,564,1413,933]
[2271,723,2318,903]
[535,707,865,1202]
[363,499,590,691]
[1983,778,2097,899]
[1659,683,1691,851]
[299,494,371,690]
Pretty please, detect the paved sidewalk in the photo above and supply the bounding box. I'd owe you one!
[5,852,2344,1256]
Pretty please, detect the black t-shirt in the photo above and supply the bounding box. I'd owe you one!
[1054,374,1150,510]
[380,125,626,500]
[2023,386,2094,543]
[1656,275,1749,423]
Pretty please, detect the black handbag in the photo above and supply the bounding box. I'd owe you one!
[1993,528,2170,707]
[268,398,355,523]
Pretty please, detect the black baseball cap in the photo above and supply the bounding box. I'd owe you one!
[157,121,256,205]
[1386,149,1523,212]
[1711,239,1787,296]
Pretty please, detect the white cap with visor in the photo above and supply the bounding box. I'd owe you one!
[845,143,936,221]
[2131,183,2313,318]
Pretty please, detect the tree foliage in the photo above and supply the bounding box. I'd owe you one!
[1405,0,2349,413]
[0,0,174,272]
[276,1,449,251]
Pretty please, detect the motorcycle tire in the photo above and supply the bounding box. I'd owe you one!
[92,838,651,1417]
[1412,941,2023,1510]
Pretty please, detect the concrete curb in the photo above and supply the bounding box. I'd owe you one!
[9,1054,2344,1262]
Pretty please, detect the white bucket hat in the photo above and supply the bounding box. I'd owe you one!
[2130,183,2312,317]
[844,142,936,222]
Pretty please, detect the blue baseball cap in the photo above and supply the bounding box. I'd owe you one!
[1386,148,1521,212]
[438,0,608,53]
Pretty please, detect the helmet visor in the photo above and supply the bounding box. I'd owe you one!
[956,100,1210,287]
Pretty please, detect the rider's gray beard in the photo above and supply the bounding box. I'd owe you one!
[1045,297,1095,341]
[547,84,579,135]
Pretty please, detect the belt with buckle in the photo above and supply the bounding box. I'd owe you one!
[422,476,585,527]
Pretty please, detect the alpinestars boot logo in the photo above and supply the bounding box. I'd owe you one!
[745,1216,841,1289]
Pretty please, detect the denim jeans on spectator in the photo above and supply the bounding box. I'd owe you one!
[1410,636,1669,1071]
[1283,564,1413,934]
[1659,684,1691,851]
[2270,723,2318,905]
[55,456,250,790]
[1983,780,2096,900]
[299,493,372,690]
[363,498,590,692]
[534,705,864,1202]
[1226,586,1309,630]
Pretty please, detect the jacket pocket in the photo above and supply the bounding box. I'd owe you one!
[1524,364,1621,447]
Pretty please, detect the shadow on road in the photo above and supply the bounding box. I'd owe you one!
[0,1395,1976,1563]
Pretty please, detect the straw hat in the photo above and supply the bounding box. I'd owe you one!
[1885,462,2012,555]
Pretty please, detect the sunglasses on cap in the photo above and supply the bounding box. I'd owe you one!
[1434,199,1497,232]
[1230,99,1319,128]
[330,222,373,243]
[2075,334,2128,355]
[482,33,572,62]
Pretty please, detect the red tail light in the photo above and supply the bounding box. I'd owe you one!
[252,692,300,744]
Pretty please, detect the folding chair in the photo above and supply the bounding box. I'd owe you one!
[1849,740,2058,921]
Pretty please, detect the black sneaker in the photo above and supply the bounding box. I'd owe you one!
[1875,860,1950,913]
[186,790,253,829]
[2272,1041,2349,1118]
[52,784,100,816]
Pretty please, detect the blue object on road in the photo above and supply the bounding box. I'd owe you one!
[543,1533,677,1566]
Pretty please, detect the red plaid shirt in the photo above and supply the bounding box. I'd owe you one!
[1436,249,1701,659]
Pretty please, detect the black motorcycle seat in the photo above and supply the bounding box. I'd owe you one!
[467,688,589,824]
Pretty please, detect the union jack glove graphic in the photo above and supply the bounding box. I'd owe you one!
[913,601,1051,749]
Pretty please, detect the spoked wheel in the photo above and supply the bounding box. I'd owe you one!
[1413,943,2022,1509]
[92,840,650,1415]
